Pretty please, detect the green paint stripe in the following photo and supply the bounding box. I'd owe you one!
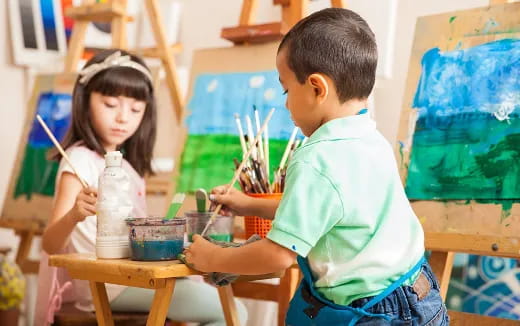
[14,146,59,199]
[177,134,289,193]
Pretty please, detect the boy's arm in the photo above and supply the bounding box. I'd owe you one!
[186,235,296,274]
[246,198,279,220]
[211,186,280,220]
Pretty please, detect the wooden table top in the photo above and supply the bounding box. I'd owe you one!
[49,253,284,281]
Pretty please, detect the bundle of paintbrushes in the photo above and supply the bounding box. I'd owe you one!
[233,107,305,194]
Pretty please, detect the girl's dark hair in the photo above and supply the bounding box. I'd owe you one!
[279,8,378,103]
[52,49,157,176]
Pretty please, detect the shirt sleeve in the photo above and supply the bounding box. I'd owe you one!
[267,161,344,257]
[57,147,95,187]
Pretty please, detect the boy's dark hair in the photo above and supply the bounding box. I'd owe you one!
[279,8,377,102]
[52,49,157,176]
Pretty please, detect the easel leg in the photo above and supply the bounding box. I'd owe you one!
[429,251,454,301]
[144,0,185,121]
[330,0,346,8]
[217,285,241,326]
[277,266,300,326]
[147,278,175,326]
[281,0,308,33]
[111,0,128,49]
[15,231,33,267]
[89,281,114,326]
[64,21,89,73]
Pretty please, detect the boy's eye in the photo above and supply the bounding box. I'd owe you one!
[104,102,117,108]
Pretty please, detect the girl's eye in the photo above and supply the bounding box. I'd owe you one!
[104,102,117,108]
[283,90,288,95]
[131,108,143,113]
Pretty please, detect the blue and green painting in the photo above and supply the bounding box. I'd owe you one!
[177,70,297,192]
[406,38,520,201]
[406,36,520,320]
[15,92,72,199]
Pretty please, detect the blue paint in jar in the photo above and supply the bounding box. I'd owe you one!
[130,239,184,261]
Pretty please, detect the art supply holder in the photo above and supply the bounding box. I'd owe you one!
[244,192,282,239]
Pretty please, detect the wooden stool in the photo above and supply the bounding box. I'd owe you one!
[53,303,148,326]
[232,264,301,326]
[53,303,189,326]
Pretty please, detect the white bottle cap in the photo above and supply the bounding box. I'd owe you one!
[105,151,123,167]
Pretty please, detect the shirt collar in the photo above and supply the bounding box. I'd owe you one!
[304,113,376,146]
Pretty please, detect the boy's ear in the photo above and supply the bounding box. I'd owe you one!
[307,73,329,103]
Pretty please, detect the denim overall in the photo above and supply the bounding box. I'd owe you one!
[286,256,426,326]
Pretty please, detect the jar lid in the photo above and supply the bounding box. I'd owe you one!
[125,217,186,226]
[105,151,123,167]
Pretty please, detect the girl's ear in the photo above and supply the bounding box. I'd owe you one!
[307,73,329,103]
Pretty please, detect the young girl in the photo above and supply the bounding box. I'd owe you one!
[35,49,247,326]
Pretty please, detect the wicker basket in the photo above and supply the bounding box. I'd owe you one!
[244,193,283,238]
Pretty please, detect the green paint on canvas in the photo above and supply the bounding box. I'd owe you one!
[449,16,457,23]
[14,145,58,199]
[406,117,520,200]
[177,134,289,192]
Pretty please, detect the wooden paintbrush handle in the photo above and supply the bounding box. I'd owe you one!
[201,108,276,236]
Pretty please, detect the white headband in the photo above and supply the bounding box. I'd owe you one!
[78,51,153,85]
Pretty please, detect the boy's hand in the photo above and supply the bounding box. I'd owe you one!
[209,185,252,216]
[70,187,97,223]
[184,235,219,272]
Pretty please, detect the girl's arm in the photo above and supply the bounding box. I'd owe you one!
[42,173,97,254]
[187,235,296,274]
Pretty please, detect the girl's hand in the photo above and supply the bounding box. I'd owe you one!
[184,235,220,272]
[70,187,97,223]
[209,185,253,216]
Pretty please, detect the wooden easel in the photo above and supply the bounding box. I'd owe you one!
[221,0,346,44]
[396,0,520,324]
[64,0,185,122]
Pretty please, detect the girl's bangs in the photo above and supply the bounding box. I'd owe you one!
[88,67,152,101]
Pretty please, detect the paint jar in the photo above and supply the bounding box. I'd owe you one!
[96,151,132,259]
[126,218,186,261]
[244,193,283,238]
[185,211,234,242]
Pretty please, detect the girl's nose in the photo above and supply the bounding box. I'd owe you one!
[116,107,129,123]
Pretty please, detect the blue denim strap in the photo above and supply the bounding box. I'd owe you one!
[362,256,426,310]
[296,256,392,324]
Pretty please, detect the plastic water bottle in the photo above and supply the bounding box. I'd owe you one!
[96,151,132,259]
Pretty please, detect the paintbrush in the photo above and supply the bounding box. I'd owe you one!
[264,115,270,180]
[195,189,207,213]
[253,106,265,161]
[36,115,89,189]
[245,114,257,160]
[234,113,248,159]
[201,108,275,236]
[279,127,299,170]
[165,193,185,219]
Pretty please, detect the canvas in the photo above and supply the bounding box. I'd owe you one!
[8,0,67,67]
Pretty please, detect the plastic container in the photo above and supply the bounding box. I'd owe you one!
[126,217,186,261]
[96,151,132,259]
[185,211,234,242]
[244,193,283,239]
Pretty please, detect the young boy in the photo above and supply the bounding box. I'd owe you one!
[185,8,449,325]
